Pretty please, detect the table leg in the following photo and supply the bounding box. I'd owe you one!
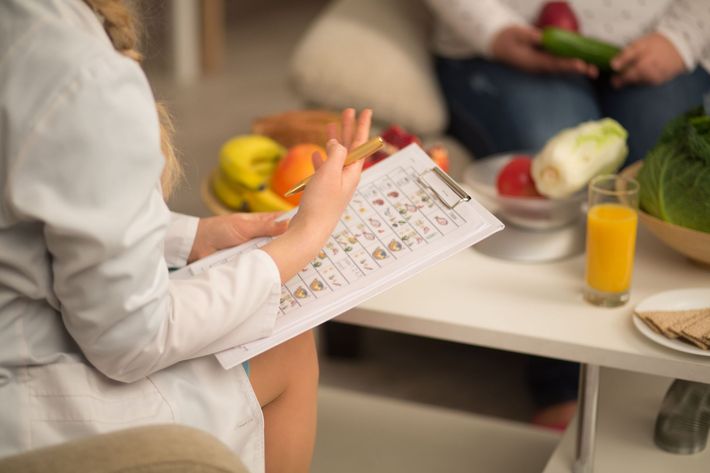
[574,363,600,473]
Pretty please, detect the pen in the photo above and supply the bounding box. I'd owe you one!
[283,136,385,197]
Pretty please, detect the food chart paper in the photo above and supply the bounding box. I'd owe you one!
[171,144,504,369]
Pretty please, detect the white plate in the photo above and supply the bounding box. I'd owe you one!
[633,288,710,357]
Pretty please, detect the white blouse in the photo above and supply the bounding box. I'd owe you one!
[426,0,710,72]
[0,1,280,470]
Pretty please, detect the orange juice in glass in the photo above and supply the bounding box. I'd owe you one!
[584,175,639,307]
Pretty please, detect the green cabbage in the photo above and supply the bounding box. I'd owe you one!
[637,107,710,233]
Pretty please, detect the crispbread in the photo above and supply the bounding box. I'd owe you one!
[636,312,662,334]
[668,311,710,338]
[680,315,710,350]
[636,309,709,338]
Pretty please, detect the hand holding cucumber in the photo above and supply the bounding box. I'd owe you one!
[491,25,598,78]
[493,25,685,89]
[610,32,686,88]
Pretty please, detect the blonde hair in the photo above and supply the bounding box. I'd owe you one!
[83,0,182,198]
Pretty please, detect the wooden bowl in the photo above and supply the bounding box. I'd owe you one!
[251,109,341,148]
[621,162,710,267]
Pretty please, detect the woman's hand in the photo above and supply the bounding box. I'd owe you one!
[291,108,372,239]
[491,25,598,77]
[262,108,372,282]
[610,32,686,88]
[188,212,289,263]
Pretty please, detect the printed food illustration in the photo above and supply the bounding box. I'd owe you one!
[275,164,468,317]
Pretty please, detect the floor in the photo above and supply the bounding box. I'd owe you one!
[144,1,557,469]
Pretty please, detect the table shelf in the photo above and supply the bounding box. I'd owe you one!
[544,368,710,473]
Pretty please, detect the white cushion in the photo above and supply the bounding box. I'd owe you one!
[289,0,447,136]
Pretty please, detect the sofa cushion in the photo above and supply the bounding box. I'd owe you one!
[290,0,447,136]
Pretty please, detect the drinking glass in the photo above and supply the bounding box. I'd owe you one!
[584,174,640,307]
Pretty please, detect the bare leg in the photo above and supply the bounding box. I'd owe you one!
[249,330,319,473]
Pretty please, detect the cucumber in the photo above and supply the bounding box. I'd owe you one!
[541,27,620,70]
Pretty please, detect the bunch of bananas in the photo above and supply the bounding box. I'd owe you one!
[212,135,294,212]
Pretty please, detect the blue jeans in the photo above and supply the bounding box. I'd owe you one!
[435,57,710,164]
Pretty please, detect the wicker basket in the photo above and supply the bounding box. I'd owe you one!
[251,109,341,148]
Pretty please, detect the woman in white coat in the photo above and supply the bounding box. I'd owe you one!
[0,1,372,472]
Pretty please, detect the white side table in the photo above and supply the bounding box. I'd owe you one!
[338,226,710,472]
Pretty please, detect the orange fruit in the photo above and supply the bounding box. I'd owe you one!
[270,143,326,205]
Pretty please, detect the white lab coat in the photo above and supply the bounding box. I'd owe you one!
[0,1,281,471]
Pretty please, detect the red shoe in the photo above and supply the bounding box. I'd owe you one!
[531,400,577,432]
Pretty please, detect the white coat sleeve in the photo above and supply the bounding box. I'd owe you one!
[164,212,199,268]
[424,0,527,57]
[655,0,710,71]
[7,52,281,383]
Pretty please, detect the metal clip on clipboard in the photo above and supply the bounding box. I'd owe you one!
[417,167,471,209]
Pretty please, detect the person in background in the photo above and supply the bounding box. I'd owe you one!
[425,0,710,430]
[0,1,372,472]
[426,0,710,165]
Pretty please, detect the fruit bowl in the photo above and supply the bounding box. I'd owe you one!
[462,153,585,230]
[621,162,710,267]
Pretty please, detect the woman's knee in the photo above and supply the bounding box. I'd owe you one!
[250,331,319,407]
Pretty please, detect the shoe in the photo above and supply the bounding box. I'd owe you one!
[531,400,578,432]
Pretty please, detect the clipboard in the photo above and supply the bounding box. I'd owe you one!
[171,144,503,369]
[417,166,471,209]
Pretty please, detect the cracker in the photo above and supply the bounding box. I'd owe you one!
[668,311,710,338]
[680,315,710,350]
[636,309,708,338]
[634,311,660,333]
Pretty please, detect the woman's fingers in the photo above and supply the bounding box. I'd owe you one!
[611,60,644,88]
[326,122,339,142]
[323,138,347,171]
[519,26,542,45]
[262,218,290,236]
[611,41,642,72]
[326,108,372,151]
[352,108,373,148]
[311,150,325,170]
[340,108,356,149]
[342,155,364,193]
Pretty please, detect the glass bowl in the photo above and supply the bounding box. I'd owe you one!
[462,153,585,231]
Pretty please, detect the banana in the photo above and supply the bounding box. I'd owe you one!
[213,169,293,212]
[219,135,286,191]
[212,172,248,210]
[244,188,294,212]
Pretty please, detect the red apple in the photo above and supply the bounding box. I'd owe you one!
[381,125,421,149]
[363,149,390,170]
[536,1,580,32]
[496,155,543,198]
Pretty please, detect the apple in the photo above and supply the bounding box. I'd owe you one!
[427,144,450,173]
[381,125,421,149]
[363,150,389,170]
[270,143,326,205]
[363,126,452,172]
[536,1,579,32]
[496,155,544,198]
